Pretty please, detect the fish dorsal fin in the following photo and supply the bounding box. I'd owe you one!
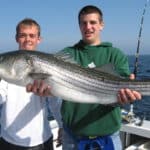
[94,63,121,77]
[55,52,121,77]
[54,51,78,64]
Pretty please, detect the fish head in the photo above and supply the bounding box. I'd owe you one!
[0,51,34,86]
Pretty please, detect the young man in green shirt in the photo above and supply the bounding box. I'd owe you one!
[27,5,141,150]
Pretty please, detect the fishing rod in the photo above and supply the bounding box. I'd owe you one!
[129,0,149,122]
[133,0,149,79]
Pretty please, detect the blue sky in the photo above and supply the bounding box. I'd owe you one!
[0,0,150,54]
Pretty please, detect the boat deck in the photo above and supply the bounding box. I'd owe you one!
[121,120,150,149]
[121,120,150,138]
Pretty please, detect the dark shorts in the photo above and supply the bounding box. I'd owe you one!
[0,136,54,150]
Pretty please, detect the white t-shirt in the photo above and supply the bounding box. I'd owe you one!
[0,80,62,147]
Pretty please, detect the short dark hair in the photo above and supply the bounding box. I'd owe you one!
[78,5,103,24]
[16,18,41,37]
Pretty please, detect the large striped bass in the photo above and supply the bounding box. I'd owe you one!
[0,50,149,104]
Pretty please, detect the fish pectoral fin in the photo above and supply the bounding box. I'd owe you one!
[29,73,50,80]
